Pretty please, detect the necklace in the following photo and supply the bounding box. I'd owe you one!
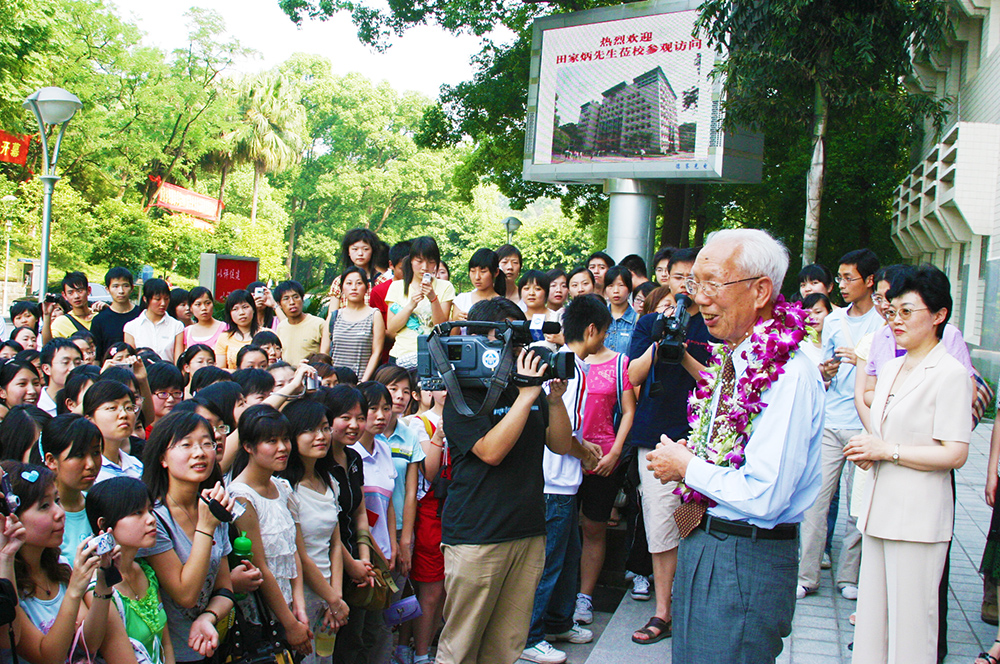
[33,575,55,598]
[120,566,144,601]
[167,493,199,534]
[675,296,809,506]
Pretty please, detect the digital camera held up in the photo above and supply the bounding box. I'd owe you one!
[417,319,575,416]
[650,293,693,364]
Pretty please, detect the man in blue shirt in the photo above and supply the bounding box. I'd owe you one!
[797,249,884,600]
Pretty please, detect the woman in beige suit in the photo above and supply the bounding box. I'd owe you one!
[844,264,972,664]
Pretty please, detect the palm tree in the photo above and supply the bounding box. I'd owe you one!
[227,72,305,223]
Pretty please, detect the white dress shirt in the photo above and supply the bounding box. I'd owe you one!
[683,336,826,528]
[123,312,184,362]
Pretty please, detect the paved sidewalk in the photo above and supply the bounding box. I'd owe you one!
[585,421,999,664]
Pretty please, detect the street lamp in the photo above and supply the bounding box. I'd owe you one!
[0,196,14,315]
[502,216,522,245]
[23,87,82,303]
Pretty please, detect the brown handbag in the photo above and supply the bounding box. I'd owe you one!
[342,530,399,611]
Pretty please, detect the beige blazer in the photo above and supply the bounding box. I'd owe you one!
[856,341,972,543]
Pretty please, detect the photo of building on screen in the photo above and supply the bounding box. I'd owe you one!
[552,64,697,163]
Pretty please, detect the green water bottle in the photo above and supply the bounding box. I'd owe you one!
[229,531,253,601]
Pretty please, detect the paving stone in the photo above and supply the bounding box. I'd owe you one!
[582,422,1000,663]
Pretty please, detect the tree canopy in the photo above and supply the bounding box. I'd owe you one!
[0,0,593,293]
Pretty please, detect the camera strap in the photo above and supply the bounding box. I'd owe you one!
[427,333,516,417]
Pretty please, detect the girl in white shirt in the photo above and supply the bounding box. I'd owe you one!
[279,399,349,663]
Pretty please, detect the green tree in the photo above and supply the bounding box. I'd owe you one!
[696,0,950,266]
[226,72,306,223]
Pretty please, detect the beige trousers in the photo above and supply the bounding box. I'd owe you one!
[437,536,546,664]
[851,534,949,664]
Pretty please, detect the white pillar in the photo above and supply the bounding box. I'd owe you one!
[604,179,662,264]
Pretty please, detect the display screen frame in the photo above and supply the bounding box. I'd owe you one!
[523,0,762,185]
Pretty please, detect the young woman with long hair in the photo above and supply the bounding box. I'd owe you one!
[279,399,350,663]
[329,267,385,382]
[1,461,127,662]
[139,411,252,663]
[174,288,226,361]
[41,414,102,564]
[228,405,313,657]
[214,290,259,371]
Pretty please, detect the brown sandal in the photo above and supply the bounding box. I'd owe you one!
[631,616,671,644]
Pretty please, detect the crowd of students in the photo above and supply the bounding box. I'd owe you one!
[0,227,989,664]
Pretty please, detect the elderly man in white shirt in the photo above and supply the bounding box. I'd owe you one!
[647,228,825,663]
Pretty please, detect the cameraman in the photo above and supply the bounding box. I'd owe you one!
[437,297,576,664]
[625,285,712,644]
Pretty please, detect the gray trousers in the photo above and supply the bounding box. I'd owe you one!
[672,525,798,664]
[798,428,863,589]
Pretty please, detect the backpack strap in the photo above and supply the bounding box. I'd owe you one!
[66,314,87,333]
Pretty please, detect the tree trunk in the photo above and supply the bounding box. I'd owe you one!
[693,186,707,246]
[217,163,229,220]
[659,184,686,248]
[802,79,828,267]
[285,218,297,277]
[251,167,261,224]
[679,184,692,248]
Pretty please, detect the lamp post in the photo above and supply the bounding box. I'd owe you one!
[502,216,522,245]
[23,87,82,303]
[0,196,14,314]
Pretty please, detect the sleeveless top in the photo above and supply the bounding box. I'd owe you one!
[183,321,226,350]
[90,560,167,664]
[227,477,299,605]
[330,311,375,376]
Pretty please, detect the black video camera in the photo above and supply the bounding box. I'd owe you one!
[649,293,693,364]
[417,320,575,416]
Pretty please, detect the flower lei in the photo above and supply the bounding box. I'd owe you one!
[674,296,810,506]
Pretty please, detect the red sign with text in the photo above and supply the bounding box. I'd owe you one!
[0,131,31,166]
[214,257,259,302]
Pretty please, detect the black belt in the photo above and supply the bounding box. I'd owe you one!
[697,515,798,541]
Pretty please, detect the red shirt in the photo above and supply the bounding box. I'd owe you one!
[368,278,395,365]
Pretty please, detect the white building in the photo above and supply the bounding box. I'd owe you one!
[893,0,1000,378]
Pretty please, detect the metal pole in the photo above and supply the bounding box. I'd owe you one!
[604,179,663,264]
[38,175,58,303]
[3,221,10,314]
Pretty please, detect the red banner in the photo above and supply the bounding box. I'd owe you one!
[0,131,31,166]
[214,257,259,301]
[152,182,224,225]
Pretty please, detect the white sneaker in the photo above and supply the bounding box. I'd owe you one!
[546,624,594,644]
[521,641,567,664]
[821,552,832,569]
[796,585,817,600]
[841,585,859,600]
[574,594,593,624]
[631,574,651,601]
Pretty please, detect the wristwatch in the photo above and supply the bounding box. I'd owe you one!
[891,444,900,465]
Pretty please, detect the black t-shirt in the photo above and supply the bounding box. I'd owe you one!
[332,446,365,557]
[442,385,549,546]
[627,311,714,447]
[91,305,141,358]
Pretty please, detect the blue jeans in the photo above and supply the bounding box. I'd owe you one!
[527,493,581,646]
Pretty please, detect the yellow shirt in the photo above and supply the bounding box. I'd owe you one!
[50,312,93,338]
[277,314,326,365]
[214,333,253,370]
